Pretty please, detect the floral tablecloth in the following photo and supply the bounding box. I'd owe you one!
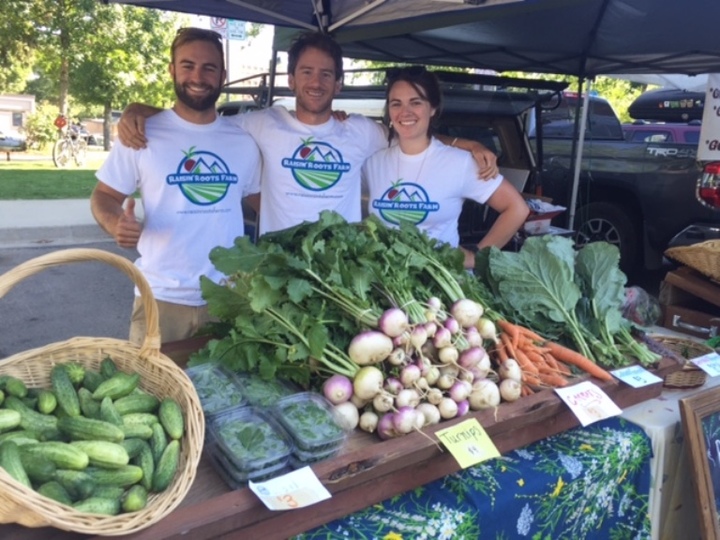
[294,417,652,540]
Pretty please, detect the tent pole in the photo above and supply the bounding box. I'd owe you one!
[267,45,279,108]
[567,78,592,231]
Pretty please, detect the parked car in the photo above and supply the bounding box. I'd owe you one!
[0,129,27,155]
[623,120,701,145]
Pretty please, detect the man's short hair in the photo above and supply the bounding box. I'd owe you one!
[172,27,225,69]
[287,31,344,81]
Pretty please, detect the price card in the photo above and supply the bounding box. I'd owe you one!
[248,466,331,511]
[691,352,720,377]
[435,418,499,468]
[555,380,622,427]
[611,365,663,388]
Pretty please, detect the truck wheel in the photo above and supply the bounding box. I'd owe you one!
[574,202,640,274]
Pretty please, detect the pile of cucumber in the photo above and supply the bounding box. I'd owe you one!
[0,357,185,516]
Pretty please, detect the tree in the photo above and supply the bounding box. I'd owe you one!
[0,1,36,93]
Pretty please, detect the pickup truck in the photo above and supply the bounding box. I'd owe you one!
[218,72,720,275]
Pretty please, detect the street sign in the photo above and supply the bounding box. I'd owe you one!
[210,17,227,39]
[228,20,247,41]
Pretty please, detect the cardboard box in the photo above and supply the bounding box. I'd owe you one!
[659,266,720,339]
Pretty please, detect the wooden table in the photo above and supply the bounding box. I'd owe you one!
[1,339,683,540]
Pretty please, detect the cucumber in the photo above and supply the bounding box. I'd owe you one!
[114,393,160,415]
[152,439,179,492]
[82,370,105,393]
[122,484,148,513]
[4,376,28,399]
[70,441,129,469]
[55,469,96,500]
[25,442,90,470]
[73,496,121,515]
[37,480,73,505]
[122,423,153,440]
[86,464,144,487]
[92,372,140,401]
[133,443,154,491]
[122,412,159,427]
[77,388,101,419]
[100,357,119,380]
[19,452,57,484]
[121,438,149,460]
[158,398,184,440]
[63,362,86,386]
[100,397,123,426]
[0,429,40,446]
[0,409,22,432]
[0,388,4,406]
[4,396,61,441]
[0,440,32,488]
[149,422,168,464]
[91,485,125,500]
[51,365,81,417]
[37,390,58,415]
[57,416,125,443]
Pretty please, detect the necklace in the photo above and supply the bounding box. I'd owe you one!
[396,142,430,184]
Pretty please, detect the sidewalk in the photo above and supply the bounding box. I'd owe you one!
[0,199,143,248]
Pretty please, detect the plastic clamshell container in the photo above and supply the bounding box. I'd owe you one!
[232,372,298,407]
[207,406,293,473]
[272,392,346,453]
[209,445,291,489]
[185,363,247,417]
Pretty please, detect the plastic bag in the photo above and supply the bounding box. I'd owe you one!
[622,286,662,326]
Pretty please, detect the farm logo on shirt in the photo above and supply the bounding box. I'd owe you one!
[282,137,350,191]
[166,147,238,205]
[372,181,439,225]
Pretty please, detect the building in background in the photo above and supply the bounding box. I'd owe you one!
[0,94,35,137]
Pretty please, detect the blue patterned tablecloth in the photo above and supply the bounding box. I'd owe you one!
[294,417,652,540]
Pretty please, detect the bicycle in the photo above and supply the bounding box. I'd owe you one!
[52,115,87,168]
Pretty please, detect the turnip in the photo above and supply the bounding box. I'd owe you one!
[424,321,438,338]
[415,377,430,392]
[413,410,426,430]
[451,299,484,328]
[433,326,452,349]
[359,410,379,433]
[424,309,438,323]
[333,401,360,430]
[377,413,397,440]
[449,380,472,402]
[499,378,522,402]
[416,402,441,426]
[427,296,443,312]
[465,326,483,348]
[353,365,385,400]
[498,358,522,382]
[349,331,394,365]
[393,331,410,347]
[378,308,410,338]
[392,406,418,434]
[425,365,440,386]
[439,364,460,379]
[438,345,459,365]
[468,379,501,410]
[383,376,403,395]
[373,391,394,413]
[436,373,455,390]
[409,325,428,350]
[322,374,354,405]
[426,387,444,406]
[444,317,460,335]
[438,397,459,419]
[395,388,421,408]
[350,394,370,409]
[458,369,475,384]
[387,347,407,366]
[400,363,422,387]
[416,355,432,375]
[456,399,470,416]
[457,346,485,370]
[476,317,499,344]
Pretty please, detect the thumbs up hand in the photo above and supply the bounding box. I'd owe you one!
[115,197,142,248]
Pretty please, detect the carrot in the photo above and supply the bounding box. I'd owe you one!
[521,384,535,397]
[494,344,509,364]
[517,325,545,343]
[537,371,569,388]
[514,347,539,375]
[499,332,517,359]
[523,372,542,387]
[496,319,521,349]
[524,349,547,368]
[544,341,614,382]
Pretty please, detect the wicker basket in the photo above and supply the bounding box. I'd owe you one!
[654,335,714,389]
[664,240,720,282]
[0,248,205,536]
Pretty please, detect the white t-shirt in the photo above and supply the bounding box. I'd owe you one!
[363,137,503,247]
[231,106,387,235]
[96,110,261,305]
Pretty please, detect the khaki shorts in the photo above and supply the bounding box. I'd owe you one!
[128,297,216,346]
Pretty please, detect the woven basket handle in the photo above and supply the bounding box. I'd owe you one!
[0,248,161,358]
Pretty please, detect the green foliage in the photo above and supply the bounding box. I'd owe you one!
[23,101,58,150]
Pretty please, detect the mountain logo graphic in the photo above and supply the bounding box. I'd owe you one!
[372,181,439,225]
[281,137,350,191]
[166,147,239,205]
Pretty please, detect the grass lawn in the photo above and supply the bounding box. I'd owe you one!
[0,150,109,200]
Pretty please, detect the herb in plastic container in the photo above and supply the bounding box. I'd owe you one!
[209,445,292,489]
[208,407,292,472]
[186,364,247,416]
[233,373,297,407]
[272,392,346,453]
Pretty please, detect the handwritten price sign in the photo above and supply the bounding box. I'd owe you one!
[249,467,331,511]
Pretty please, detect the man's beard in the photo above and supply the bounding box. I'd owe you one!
[174,80,222,112]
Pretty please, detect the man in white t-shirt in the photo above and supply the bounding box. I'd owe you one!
[91,28,261,345]
[118,32,498,236]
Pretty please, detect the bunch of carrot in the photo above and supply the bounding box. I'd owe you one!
[493,319,614,396]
